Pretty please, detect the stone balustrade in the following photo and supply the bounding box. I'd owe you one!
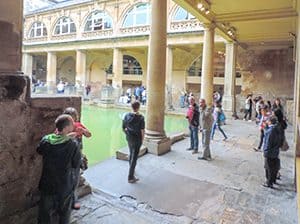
[170,20,204,32]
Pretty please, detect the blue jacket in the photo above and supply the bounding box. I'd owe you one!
[263,124,284,158]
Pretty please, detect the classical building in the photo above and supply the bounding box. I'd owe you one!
[1,0,300,223]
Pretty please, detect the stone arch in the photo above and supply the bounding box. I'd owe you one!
[81,10,113,32]
[52,16,76,35]
[88,55,112,85]
[120,2,151,28]
[27,21,48,38]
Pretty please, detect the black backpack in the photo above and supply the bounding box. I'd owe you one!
[124,113,141,136]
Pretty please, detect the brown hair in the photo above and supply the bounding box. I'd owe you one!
[55,114,73,132]
[131,101,140,111]
[63,107,79,121]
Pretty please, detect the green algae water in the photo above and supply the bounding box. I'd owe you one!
[81,105,187,165]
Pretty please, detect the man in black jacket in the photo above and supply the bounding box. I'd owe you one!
[262,115,284,188]
[37,114,81,224]
[122,101,145,183]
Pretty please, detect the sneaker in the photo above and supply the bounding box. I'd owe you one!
[128,177,139,184]
[253,147,261,152]
[192,150,198,154]
[262,183,274,188]
[198,156,211,161]
[243,118,246,121]
[248,120,252,122]
[223,137,228,141]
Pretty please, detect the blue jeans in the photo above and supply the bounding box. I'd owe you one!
[211,121,227,139]
[189,125,199,150]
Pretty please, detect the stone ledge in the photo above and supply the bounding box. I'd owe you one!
[116,145,148,161]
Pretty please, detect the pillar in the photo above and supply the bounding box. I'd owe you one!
[46,52,57,87]
[200,23,215,106]
[22,53,33,78]
[0,0,22,73]
[76,50,87,86]
[144,0,171,155]
[112,48,123,88]
[166,46,174,110]
[222,42,237,116]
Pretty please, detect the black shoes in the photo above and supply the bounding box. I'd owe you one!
[262,182,274,188]
[186,148,193,151]
[128,176,139,184]
[198,157,212,161]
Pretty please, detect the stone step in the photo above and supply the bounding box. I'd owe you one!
[116,145,147,161]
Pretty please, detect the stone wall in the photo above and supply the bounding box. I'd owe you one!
[0,74,81,224]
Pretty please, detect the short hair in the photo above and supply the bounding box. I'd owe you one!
[63,107,79,121]
[267,115,278,125]
[131,101,140,111]
[55,114,73,132]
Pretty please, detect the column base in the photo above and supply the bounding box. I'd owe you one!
[144,136,171,156]
[222,95,236,115]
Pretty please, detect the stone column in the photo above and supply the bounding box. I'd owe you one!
[76,50,87,86]
[166,46,174,110]
[46,52,57,88]
[144,0,171,155]
[0,0,22,74]
[22,53,33,78]
[201,23,215,106]
[112,48,123,88]
[222,42,237,116]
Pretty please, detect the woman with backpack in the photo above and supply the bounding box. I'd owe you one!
[211,102,228,141]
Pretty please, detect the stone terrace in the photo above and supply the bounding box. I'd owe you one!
[72,119,297,224]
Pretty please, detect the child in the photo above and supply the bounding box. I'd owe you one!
[63,107,91,210]
[37,114,81,224]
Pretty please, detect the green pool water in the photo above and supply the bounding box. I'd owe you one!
[81,105,187,165]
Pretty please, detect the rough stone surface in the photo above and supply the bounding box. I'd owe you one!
[75,119,297,224]
[0,75,83,224]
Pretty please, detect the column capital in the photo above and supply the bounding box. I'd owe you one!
[202,23,216,30]
[76,49,86,53]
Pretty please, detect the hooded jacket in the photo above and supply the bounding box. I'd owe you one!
[263,124,285,158]
[37,134,81,198]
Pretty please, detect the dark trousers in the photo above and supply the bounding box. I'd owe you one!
[264,157,280,186]
[211,121,227,140]
[244,108,252,120]
[258,129,264,149]
[38,193,73,224]
[189,125,199,150]
[127,136,142,180]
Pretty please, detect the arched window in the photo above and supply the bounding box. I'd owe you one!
[123,55,143,75]
[173,6,195,21]
[29,22,47,38]
[84,10,113,31]
[123,3,151,27]
[188,56,202,76]
[54,17,76,35]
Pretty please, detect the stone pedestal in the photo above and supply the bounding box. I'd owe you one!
[144,137,171,156]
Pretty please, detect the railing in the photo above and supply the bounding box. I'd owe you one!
[170,20,204,33]
[82,29,113,39]
[24,36,48,43]
[119,25,150,36]
[51,33,77,41]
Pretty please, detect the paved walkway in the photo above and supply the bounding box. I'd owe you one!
[72,119,297,224]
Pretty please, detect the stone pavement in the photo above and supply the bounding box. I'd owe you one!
[72,119,297,224]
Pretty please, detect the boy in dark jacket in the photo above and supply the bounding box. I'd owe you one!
[37,114,81,224]
[262,116,284,188]
[122,101,145,183]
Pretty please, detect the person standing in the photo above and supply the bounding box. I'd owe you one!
[254,105,269,152]
[185,96,200,154]
[37,114,81,224]
[211,102,228,141]
[243,94,253,121]
[122,101,145,183]
[198,99,213,161]
[262,116,284,188]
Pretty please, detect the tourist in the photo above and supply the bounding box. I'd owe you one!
[63,107,92,210]
[272,98,284,114]
[213,91,221,104]
[85,84,91,96]
[57,80,65,94]
[262,116,284,188]
[122,101,145,183]
[141,87,147,105]
[211,102,227,141]
[185,96,200,154]
[37,114,81,224]
[243,94,253,121]
[198,99,214,161]
[253,105,270,152]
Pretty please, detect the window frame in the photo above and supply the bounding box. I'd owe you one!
[28,21,47,38]
[84,10,113,32]
[123,3,151,28]
[173,6,195,21]
[53,16,76,35]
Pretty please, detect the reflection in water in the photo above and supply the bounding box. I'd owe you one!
[81,105,187,165]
